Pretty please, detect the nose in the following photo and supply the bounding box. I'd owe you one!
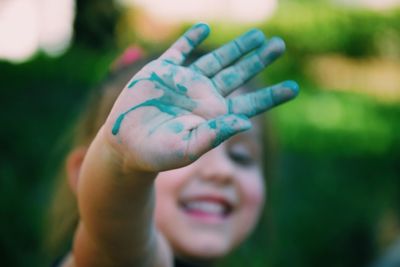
[194,144,235,185]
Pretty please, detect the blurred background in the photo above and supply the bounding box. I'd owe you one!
[1,0,400,266]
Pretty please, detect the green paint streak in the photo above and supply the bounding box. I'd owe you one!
[128,77,147,88]
[227,99,234,114]
[189,154,198,161]
[237,29,265,51]
[177,84,188,94]
[112,99,182,135]
[184,35,195,48]
[208,120,217,129]
[112,72,198,135]
[128,72,170,89]
[212,121,235,148]
[210,114,251,148]
[149,72,170,89]
[221,72,238,88]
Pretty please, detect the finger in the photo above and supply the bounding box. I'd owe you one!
[212,37,286,96]
[190,29,265,77]
[185,114,252,158]
[227,81,299,117]
[159,23,210,65]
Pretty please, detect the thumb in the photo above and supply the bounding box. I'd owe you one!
[186,114,252,160]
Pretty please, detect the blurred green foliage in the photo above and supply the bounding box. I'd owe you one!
[1,2,400,267]
[223,4,400,267]
[74,0,121,49]
[0,48,116,266]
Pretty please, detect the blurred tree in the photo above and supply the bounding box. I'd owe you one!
[74,0,121,49]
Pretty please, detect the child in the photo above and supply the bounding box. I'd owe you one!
[46,23,299,267]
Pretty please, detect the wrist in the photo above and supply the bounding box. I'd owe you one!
[93,126,157,180]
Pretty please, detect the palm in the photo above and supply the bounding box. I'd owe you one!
[104,23,299,172]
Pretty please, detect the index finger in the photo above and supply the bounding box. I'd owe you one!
[159,23,210,65]
[189,29,266,77]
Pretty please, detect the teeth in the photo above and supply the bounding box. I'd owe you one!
[185,201,225,215]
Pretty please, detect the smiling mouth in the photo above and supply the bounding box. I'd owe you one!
[179,198,234,222]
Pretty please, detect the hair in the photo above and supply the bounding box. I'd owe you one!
[44,54,157,259]
[43,50,278,262]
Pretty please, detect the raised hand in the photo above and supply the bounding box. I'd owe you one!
[103,23,299,172]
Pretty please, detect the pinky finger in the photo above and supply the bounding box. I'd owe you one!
[228,81,299,117]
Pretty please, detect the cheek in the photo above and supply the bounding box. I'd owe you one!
[154,170,180,220]
[249,180,265,207]
[234,170,265,243]
[155,168,189,196]
[154,168,191,231]
[241,169,265,208]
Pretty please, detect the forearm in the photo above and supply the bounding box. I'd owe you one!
[74,128,160,266]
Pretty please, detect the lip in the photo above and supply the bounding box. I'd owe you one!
[178,194,236,224]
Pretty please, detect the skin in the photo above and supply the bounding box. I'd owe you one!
[105,24,298,172]
[155,122,265,263]
[63,23,299,267]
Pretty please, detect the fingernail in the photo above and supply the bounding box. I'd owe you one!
[269,37,286,52]
[193,22,210,35]
[282,80,300,96]
[271,81,300,104]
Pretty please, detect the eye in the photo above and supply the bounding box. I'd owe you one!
[228,143,256,167]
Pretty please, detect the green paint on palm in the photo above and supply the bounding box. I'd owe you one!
[177,84,188,94]
[113,72,197,135]
[112,99,183,135]
[211,120,235,148]
[168,122,184,133]
[210,114,251,148]
[208,120,217,129]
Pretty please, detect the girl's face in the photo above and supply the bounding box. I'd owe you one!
[154,122,265,261]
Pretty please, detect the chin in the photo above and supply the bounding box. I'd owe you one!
[174,250,224,266]
[172,234,235,263]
